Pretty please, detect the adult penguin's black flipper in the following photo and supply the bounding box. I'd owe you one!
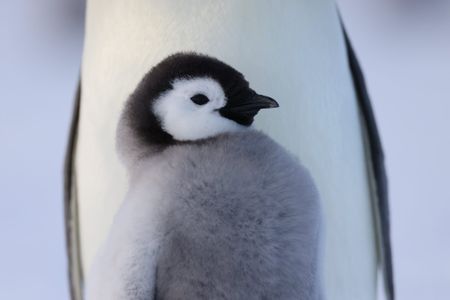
[342,25,395,300]
[64,80,83,300]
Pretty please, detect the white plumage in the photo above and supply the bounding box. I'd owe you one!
[69,1,387,299]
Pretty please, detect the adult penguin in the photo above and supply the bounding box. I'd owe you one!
[64,1,394,300]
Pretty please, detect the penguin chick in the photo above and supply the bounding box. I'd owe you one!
[86,53,323,300]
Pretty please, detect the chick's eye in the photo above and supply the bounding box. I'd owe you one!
[190,94,210,105]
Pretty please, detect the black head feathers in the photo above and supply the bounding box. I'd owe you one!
[122,52,278,148]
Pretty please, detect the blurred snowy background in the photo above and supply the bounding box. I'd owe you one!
[0,0,84,299]
[0,0,448,299]
[339,0,450,299]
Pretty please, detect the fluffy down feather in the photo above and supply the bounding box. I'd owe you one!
[86,129,323,300]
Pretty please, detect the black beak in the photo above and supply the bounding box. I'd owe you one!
[220,94,279,114]
[218,94,279,126]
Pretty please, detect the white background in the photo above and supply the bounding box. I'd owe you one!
[0,0,448,299]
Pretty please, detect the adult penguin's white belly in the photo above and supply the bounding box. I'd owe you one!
[74,1,378,299]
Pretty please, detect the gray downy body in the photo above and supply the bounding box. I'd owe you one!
[128,130,320,299]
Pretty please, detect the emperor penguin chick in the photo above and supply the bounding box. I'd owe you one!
[86,53,323,300]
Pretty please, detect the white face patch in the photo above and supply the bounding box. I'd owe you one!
[152,77,246,141]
